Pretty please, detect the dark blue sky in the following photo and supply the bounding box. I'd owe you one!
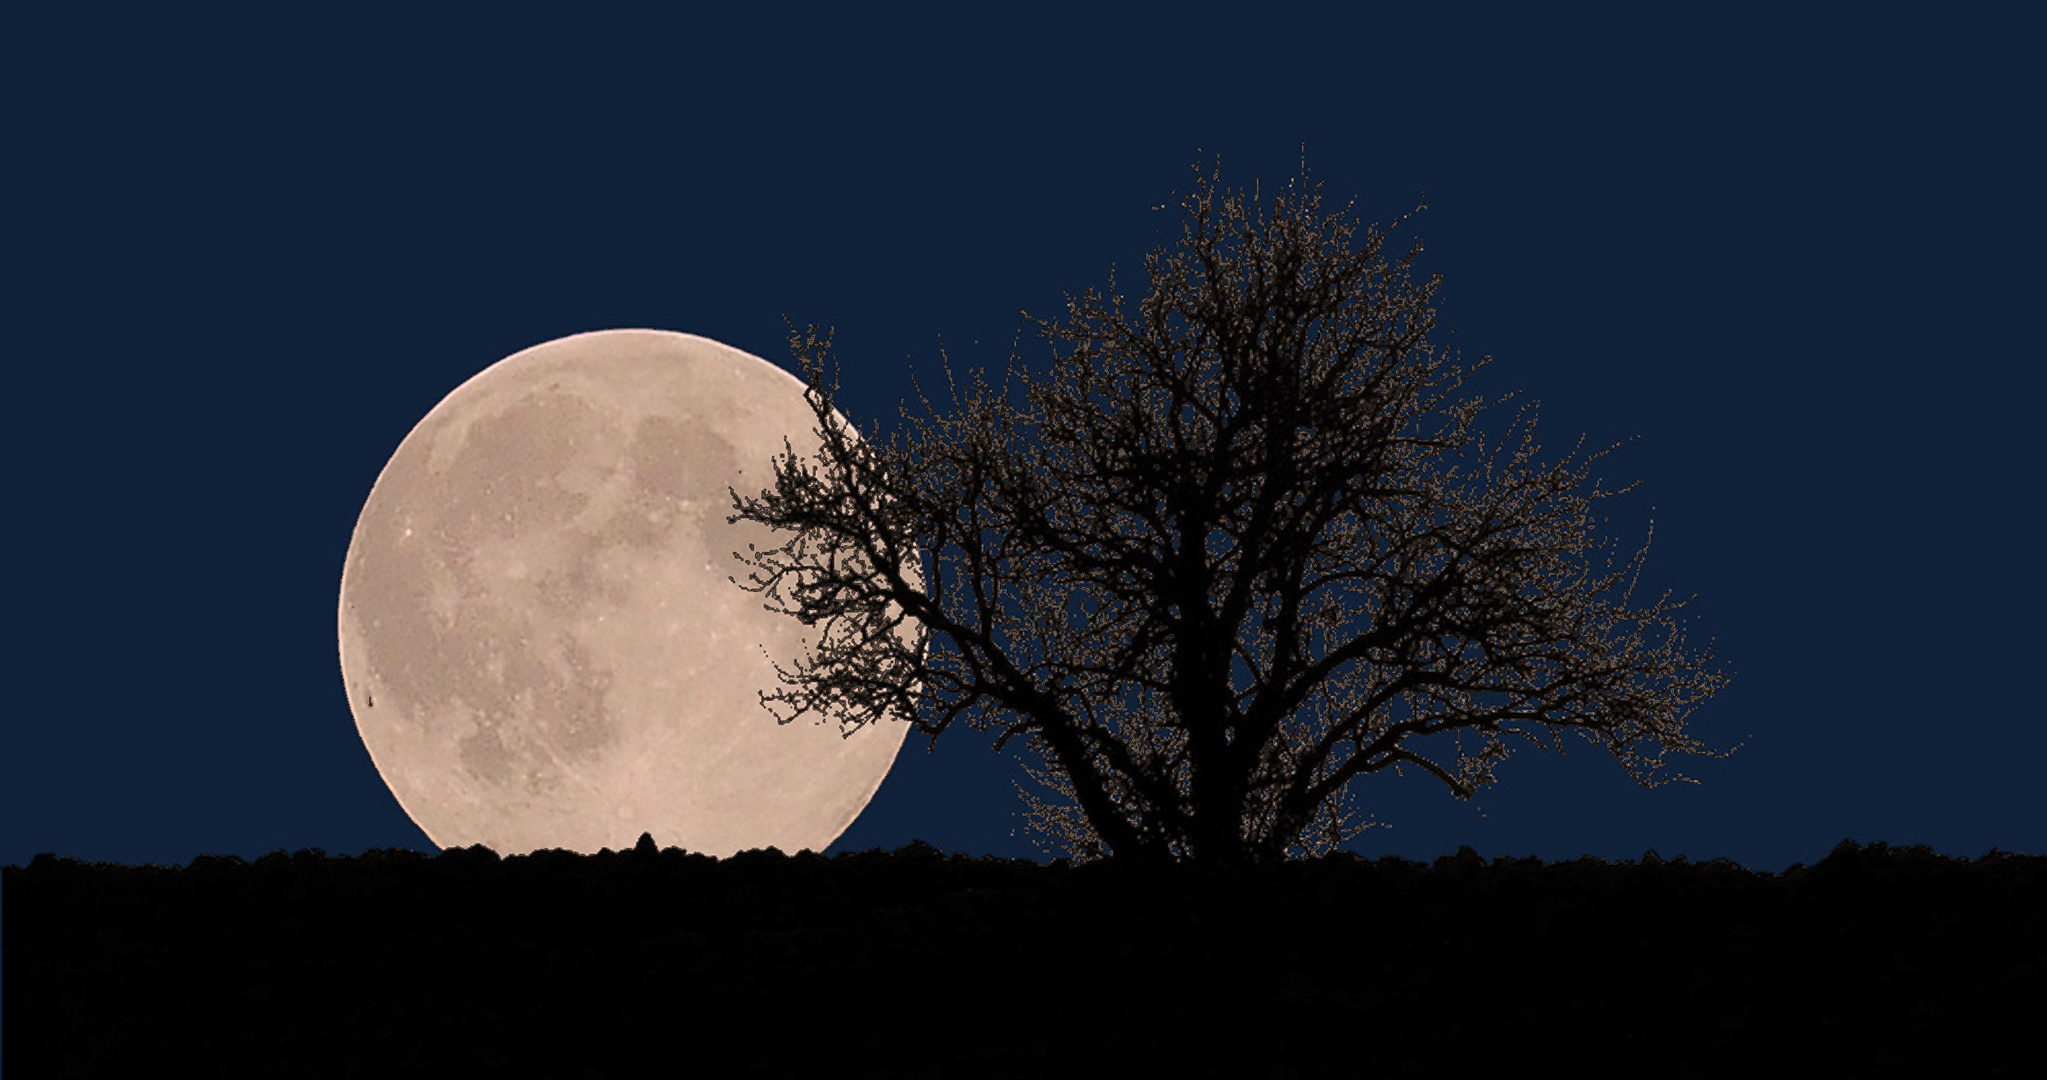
[6,4,2040,874]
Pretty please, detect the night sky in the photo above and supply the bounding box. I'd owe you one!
[7,5,2041,875]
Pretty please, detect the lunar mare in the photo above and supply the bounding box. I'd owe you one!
[338,329,916,857]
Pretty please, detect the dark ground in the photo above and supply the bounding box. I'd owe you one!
[6,838,2039,1077]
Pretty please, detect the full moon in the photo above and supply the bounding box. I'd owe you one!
[337,329,915,857]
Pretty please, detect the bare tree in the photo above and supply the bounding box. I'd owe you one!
[727,152,1733,866]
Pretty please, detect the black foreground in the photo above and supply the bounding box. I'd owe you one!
[6,838,2040,1077]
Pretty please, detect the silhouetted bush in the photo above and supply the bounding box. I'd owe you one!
[6,837,2040,1077]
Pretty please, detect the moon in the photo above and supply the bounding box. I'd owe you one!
[337,329,916,858]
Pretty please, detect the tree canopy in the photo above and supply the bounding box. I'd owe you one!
[727,154,1733,865]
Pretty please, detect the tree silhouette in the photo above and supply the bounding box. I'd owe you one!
[727,152,1733,865]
